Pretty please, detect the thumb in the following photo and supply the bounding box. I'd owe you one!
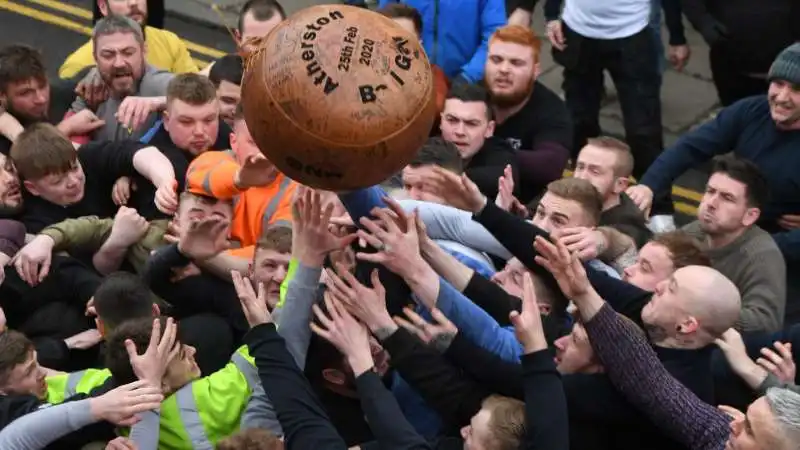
[508,310,522,327]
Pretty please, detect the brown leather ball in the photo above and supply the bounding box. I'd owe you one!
[240,4,437,191]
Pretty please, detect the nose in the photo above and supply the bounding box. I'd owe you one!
[554,336,568,350]
[274,265,288,284]
[729,416,744,436]
[623,266,633,279]
[186,345,197,356]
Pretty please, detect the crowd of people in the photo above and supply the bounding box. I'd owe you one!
[0,0,798,449]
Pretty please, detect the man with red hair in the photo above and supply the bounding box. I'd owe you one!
[484,25,574,203]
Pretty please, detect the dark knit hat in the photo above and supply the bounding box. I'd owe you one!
[768,42,800,85]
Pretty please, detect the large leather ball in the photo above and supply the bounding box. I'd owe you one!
[241,4,437,191]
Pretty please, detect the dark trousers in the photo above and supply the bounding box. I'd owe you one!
[556,24,673,215]
[709,46,769,107]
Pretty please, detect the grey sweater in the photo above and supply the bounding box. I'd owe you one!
[0,400,159,450]
[683,222,786,332]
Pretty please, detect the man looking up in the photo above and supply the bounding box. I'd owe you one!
[484,25,573,203]
[683,155,785,332]
[60,0,196,79]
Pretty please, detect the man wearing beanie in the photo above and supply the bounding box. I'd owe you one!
[682,0,799,106]
[626,42,800,325]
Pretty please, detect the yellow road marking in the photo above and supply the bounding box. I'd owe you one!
[0,0,210,66]
[8,0,224,60]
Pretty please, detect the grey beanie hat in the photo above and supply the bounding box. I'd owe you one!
[768,42,800,85]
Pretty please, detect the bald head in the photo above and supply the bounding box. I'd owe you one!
[677,265,741,337]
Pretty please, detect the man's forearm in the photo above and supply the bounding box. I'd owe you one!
[421,241,474,293]
[92,240,130,275]
[198,253,249,281]
[132,146,176,187]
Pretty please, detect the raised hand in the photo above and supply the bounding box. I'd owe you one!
[324,266,394,333]
[533,236,590,300]
[509,272,547,353]
[177,216,231,261]
[310,292,374,376]
[356,204,425,278]
[125,318,179,387]
[394,307,457,352]
[232,270,272,327]
[292,186,357,266]
[757,342,795,384]
[426,167,486,213]
[89,380,163,426]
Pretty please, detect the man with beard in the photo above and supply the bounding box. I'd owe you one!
[60,0,196,79]
[0,45,95,155]
[626,43,800,325]
[681,155,785,333]
[483,25,573,203]
[69,16,174,143]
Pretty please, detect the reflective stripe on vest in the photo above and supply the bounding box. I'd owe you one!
[174,385,213,450]
[261,177,293,231]
[64,370,88,398]
[171,350,259,449]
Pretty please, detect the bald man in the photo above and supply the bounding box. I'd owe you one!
[639,265,741,348]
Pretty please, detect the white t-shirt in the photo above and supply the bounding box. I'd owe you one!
[562,0,651,40]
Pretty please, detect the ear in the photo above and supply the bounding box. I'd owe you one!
[533,62,542,78]
[484,120,496,138]
[96,318,106,337]
[233,29,243,47]
[23,180,40,197]
[141,41,148,58]
[152,304,161,317]
[162,111,170,132]
[322,368,347,386]
[247,261,254,278]
[612,176,630,195]
[97,0,109,17]
[742,207,761,228]
[677,316,699,335]
[538,303,551,315]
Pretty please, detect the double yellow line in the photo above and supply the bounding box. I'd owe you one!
[0,0,225,68]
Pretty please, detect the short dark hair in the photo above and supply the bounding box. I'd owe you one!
[167,73,218,107]
[0,44,47,93]
[408,137,463,174]
[377,4,423,36]
[238,0,286,32]
[710,154,769,209]
[105,317,177,385]
[445,82,494,121]
[209,54,244,87]
[93,272,154,330]
[10,123,76,181]
[256,224,292,254]
[0,330,34,387]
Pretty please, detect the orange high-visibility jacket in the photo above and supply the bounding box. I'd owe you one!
[186,151,297,259]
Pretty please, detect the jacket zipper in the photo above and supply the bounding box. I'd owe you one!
[432,0,439,63]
